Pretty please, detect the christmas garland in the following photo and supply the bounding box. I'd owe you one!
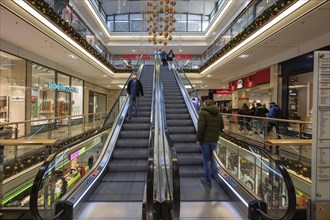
[26,0,295,74]
[26,0,131,73]
[183,0,296,74]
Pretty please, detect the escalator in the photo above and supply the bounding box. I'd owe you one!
[86,65,153,203]
[160,66,245,218]
[29,64,156,220]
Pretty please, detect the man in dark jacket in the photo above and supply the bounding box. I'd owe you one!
[127,72,144,119]
[196,99,224,188]
[267,102,280,133]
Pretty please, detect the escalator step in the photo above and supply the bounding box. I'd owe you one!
[113,148,148,159]
[177,153,203,165]
[169,134,196,142]
[122,123,149,130]
[116,138,149,148]
[165,100,185,104]
[124,117,150,123]
[167,126,195,134]
[166,109,188,114]
[109,159,147,172]
[167,119,193,126]
[173,143,201,153]
[166,114,190,119]
[180,165,204,177]
[119,130,149,138]
[103,172,146,182]
[166,104,186,109]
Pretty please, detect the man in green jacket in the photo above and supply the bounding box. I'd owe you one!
[196,99,224,188]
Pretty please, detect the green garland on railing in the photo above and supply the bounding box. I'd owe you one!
[27,0,131,73]
[183,0,296,74]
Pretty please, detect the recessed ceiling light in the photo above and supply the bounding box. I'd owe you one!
[132,49,136,52]
[206,75,212,78]
[212,32,216,35]
[103,75,108,77]
[107,85,111,88]
[179,49,183,52]
[68,54,77,59]
[118,85,124,88]
[239,54,249,59]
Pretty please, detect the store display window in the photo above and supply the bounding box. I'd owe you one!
[57,73,70,118]
[0,51,26,125]
[71,77,83,116]
[31,63,56,122]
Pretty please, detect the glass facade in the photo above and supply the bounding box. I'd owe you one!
[0,51,26,126]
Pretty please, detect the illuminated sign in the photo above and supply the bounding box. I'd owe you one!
[48,82,78,93]
[69,147,86,160]
[237,79,244,89]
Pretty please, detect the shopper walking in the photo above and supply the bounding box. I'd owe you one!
[254,103,268,133]
[196,99,224,188]
[167,49,175,70]
[88,155,94,168]
[127,72,144,119]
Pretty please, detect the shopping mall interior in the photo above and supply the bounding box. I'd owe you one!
[0,0,329,219]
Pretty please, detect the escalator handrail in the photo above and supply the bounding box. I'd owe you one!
[221,132,296,220]
[173,58,205,108]
[29,130,103,220]
[99,58,145,131]
[146,63,157,219]
[164,131,180,218]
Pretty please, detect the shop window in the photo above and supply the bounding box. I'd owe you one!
[71,77,83,115]
[57,73,70,118]
[0,51,26,126]
[31,63,56,121]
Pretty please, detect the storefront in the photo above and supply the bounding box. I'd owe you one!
[30,63,84,124]
[228,68,272,110]
[0,50,113,137]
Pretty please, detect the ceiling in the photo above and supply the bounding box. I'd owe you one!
[0,0,329,91]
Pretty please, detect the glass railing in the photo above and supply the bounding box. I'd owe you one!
[0,112,109,183]
[265,139,311,210]
[201,0,278,65]
[29,60,145,220]
[217,133,296,219]
[28,132,107,219]
[220,113,312,141]
[24,0,115,67]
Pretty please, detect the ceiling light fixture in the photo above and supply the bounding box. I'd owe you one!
[206,75,212,78]
[201,0,309,75]
[13,0,114,75]
[239,54,249,59]
[132,49,136,52]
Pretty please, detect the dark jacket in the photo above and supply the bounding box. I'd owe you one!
[167,51,175,61]
[161,51,167,60]
[197,105,224,142]
[238,108,251,121]
[127,79,144,96]
[255,106,267,117]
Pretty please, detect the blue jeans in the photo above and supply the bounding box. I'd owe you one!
[201,142,217,184]
[128,95,139,117]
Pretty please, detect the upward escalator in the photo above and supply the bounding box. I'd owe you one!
[160,66,240,216]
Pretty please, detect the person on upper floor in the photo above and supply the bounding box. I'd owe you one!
[167,49,175,71]
[161,50,167,66]
[255,103,268,117]
[238,103,252,134]
[267,102,280,133]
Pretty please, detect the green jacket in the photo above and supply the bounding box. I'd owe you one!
[197,105,224,142]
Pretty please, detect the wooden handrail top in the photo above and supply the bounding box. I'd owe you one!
[265,139,312,145]
[0,139,59,146]
[0,111,108,126]
[220,112,311,124]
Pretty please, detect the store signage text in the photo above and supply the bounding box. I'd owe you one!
[70,147,86,160]
[48,82,78,93]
